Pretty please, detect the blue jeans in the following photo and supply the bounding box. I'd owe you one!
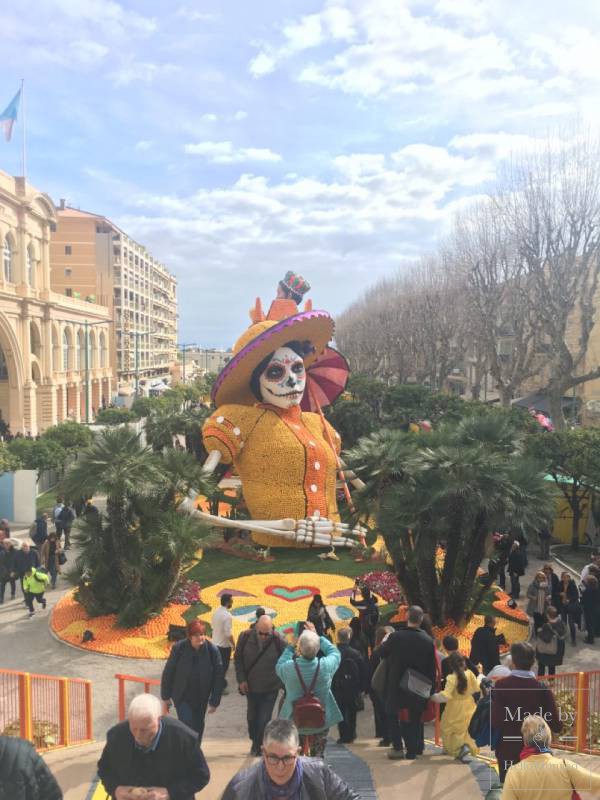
[176,699,209,743]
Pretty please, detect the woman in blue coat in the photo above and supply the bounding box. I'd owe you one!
[276,620,342,757]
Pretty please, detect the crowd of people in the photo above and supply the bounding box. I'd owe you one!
[0,495,98,617]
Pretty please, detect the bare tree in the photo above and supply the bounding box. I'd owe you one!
[452,200,543,406]
[502,135,600,428]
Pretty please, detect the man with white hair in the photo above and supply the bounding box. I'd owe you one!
[97,693,210,800]
[235,613,286,756]
[276,621,342,757]
[222,719,359,799]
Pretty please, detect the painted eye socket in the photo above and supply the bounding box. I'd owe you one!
[291,362,305,375]
[265,364,285,381]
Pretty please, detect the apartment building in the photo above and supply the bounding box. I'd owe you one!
[0,171,113,433]
[50,205,178,390]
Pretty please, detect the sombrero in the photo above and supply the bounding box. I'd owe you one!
[212,309,334,407]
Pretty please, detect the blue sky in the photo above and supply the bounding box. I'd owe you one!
[1,0,600,345]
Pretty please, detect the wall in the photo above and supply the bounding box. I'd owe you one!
[0,469,36,523]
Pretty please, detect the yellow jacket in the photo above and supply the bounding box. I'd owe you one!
[203,403,341,546]
[502,753,600,800]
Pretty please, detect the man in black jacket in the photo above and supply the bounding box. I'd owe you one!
[160,620,223,744]
[469,615,502,674]
[97,693,210,800]
[378,605,437,760]
[332,627,368,744]
[235,614,286,756]
[0,735,62,800]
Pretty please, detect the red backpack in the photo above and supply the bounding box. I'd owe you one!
[292,658,325,730]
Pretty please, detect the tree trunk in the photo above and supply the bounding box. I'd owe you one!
[571,485,581,550]
[498,386,513,408]
[547,389,567,432]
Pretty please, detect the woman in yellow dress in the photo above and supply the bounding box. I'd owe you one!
[431,652,481,762]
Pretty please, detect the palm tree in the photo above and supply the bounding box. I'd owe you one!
[346,412,554,626]
[61,427,211,626]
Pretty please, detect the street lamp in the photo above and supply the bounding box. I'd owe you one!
[176,343,197,384]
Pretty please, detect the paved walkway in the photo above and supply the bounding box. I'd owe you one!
[3,526,599,798]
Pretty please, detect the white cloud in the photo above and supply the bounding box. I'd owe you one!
[249,52,277,77]
[183,140,282,163]
[201,113,218,122]
[69,39,109,65]
[110,60,179,86]
[175,6,218,22]
[233,110,248,121]
[134,140,153,151]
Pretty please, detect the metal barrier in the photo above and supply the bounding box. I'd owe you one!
[114,674,167,721]
[0,668,92,750]
[430,669,600,757]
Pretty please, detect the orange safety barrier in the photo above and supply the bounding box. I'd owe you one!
[431,669,600,757]
[114,669,600,757]
[0,668,93,750]
[114,674,168,721]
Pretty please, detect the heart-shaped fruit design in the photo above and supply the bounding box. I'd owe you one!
[265,585,320,602]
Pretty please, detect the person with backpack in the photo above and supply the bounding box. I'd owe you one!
[160,620,224,744]
[276,620,342,758]
[53,497,65,540]
[30,512,48,552]
[235,614,286,756]
[22,565,49,618]
[349,583,379,649]
[331,627,368,744]
[57,502,75,550]
[536,606,566,676]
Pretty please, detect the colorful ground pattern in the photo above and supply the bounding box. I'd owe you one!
[52,572,528,659]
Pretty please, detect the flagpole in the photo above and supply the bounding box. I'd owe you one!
[20,78,26,181]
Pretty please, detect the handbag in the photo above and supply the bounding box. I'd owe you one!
[536,629,558,655]
[58,552,67,566]
[370,659,387,699]
[399,667,433,700]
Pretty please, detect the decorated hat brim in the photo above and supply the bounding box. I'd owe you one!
[212,310,335,407]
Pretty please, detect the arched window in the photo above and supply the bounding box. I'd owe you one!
[0,346,8,379]
[52,328,59,372]
[76,330,84,371]
[100,332,107,368]
[63,330,70,371]
[3,237,13,282]
[27,245,35,287]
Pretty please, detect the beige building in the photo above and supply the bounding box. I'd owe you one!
[50,205,178,391]
[0,170,113,434]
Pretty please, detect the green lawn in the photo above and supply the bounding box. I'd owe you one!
[36,488,57,514]
[185,546,381,586]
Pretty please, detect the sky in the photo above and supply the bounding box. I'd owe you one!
[1,0,600,346]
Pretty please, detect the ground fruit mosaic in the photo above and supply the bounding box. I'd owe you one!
[51,573,528,659]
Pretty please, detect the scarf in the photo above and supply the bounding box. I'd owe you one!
[536,583,548,614]
[520,747,581,800]
[262,758,304,800]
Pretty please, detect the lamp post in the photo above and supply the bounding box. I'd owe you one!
[176,343,197,384]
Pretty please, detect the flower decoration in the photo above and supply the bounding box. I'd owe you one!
[358,570,404,603]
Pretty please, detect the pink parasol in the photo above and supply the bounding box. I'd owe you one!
[300,346,350,412]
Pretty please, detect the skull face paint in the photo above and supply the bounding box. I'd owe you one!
[259,346,306,409]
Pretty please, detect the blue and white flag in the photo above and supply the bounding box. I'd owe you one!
[0,90,21,142]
